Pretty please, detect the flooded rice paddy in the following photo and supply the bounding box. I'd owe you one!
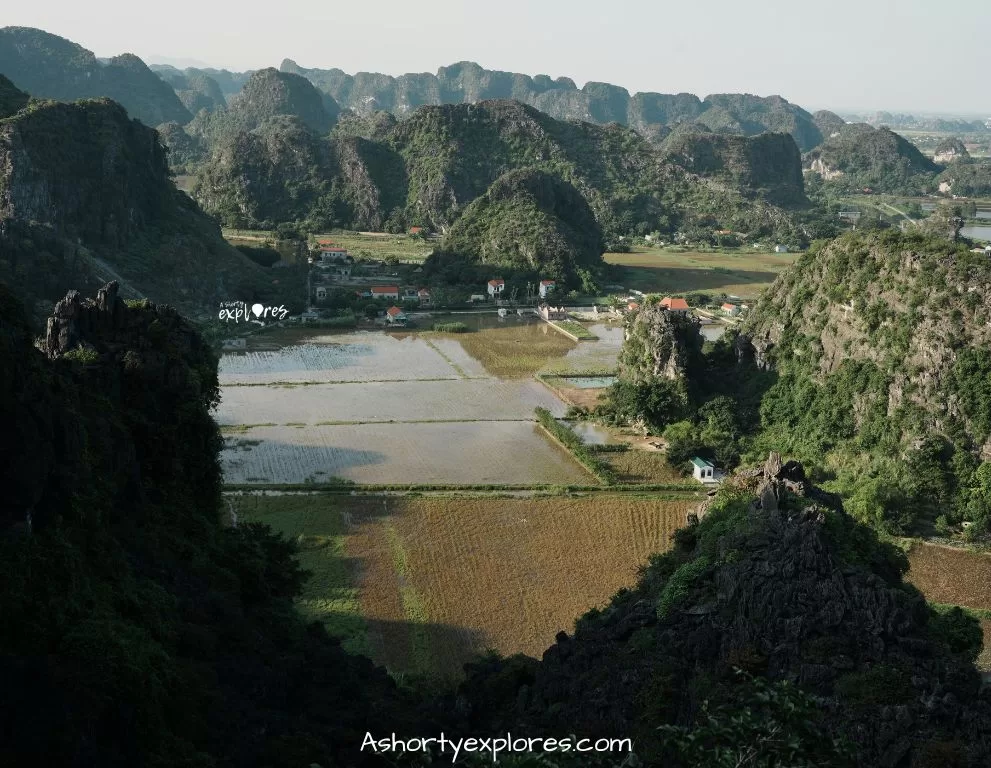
[218,321,622,485]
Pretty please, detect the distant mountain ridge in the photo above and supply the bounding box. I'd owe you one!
[0,26,191,126]
[280,58,829,151]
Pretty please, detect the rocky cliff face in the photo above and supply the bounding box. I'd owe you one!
[459,457,991,766]
[281,58,826,151]
[619,302,704,383]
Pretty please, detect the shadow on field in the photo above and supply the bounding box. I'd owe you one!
[221,440,388,484]
[323,612,493,681]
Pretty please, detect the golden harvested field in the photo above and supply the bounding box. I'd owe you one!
[906,543,991,611]
[905,542,991,670]
[605,451,684,484]
[604,248,798,300]
[433,322,577,378]
[234,493,695,678]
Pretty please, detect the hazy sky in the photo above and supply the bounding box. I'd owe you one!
[7,0,989,114]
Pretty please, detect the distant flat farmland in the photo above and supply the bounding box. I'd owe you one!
[604,248,798,299]
[233,493,696,677]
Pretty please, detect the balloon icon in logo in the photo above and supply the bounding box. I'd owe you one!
[251,303,265,318]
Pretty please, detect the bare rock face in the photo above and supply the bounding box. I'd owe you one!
[619,303,703,384]
[44,281,124,359]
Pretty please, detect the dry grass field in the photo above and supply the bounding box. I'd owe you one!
[433,322,578,378]
[605,451,685,484]
[604,248,798,300]
[905,542,991,670]
[234,493,695,678]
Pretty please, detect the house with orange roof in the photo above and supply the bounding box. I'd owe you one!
[660,296,690,313]
[539,279,556,299]
[487,278,505,298]
[385,306,408,325]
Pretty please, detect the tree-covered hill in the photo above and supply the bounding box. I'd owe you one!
[194,98,809,243]
[803,123,940,193]
[739,230,991,537]
[0,85,298,324]
[0,26,191,126]
[155,67,227,114]
[185,67,340,148]
[937,159,991,197]
[437,168,605,287]
[282,58,827,151]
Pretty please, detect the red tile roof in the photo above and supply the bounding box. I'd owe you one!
[721,302,737,311]
[540,280,556,286]
[661,296,690,311]
[387,306,403,316]
[488,279,505,287]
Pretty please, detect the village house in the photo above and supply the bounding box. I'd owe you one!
[317,242,353,264]
[721,302,739,316]
[417,288,432,305]
[370,285,400,300]
[774,244,789,254]
[660,296,690,313]
[315,286,328,301]
[408,226,426,236]
[539,279,556,299]
[487,278,506,298]
[402,287,419,302]
[691,457,716,483]
[626,300,640,312]
[385,306,408,325]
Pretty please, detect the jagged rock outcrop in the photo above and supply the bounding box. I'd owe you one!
[619,302,703,383]
[458,459,991,765]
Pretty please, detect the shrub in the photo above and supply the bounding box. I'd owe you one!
[433,321,470,333]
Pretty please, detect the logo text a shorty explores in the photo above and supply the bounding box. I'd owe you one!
[219,301,289,325]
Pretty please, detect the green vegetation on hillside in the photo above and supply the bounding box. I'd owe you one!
[0,90,301,324]
[804,124,940,194]
[195,99,809,249]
